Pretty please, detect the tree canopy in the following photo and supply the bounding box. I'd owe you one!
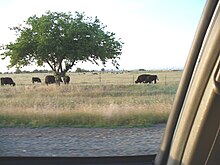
[1,11,123,78]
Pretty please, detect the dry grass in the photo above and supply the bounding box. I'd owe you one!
[0,70,181,127]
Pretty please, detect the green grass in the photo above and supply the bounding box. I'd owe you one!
[0,111,169,128]
[0,71,181,128]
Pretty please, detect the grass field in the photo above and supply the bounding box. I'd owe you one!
[0,70,182,128]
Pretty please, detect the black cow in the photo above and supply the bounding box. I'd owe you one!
[45,75,63,85]
[1,77,16,86]
[135,74,151,83]
[63,76,70,84]
[32,77,41,84]
[148,75,159,84]
[135,74,159,84]
[45,75,56,85]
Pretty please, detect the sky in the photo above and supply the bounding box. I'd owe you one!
[0,0,206,72]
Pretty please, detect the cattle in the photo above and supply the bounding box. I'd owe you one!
[63,76,70,84]
[148,75,159,84]
[135,74,151,83]
[1,77,16,86]
[45,75,56,85]
[135,74,159,84]
[45,75,63,85]
[32,77,41,84]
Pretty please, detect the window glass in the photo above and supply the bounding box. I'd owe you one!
[0,0,206,157]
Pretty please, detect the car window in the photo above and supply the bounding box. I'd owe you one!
[0,0,206,159]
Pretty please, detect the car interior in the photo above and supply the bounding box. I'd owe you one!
[155,0,220,164]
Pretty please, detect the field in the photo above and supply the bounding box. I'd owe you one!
[0,70,182,128]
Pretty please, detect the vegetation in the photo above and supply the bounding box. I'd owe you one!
[1,11,123,80]
[0,71,181,128]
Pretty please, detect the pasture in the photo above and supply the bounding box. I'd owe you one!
[0,70,182,128]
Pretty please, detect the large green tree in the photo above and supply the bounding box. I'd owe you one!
[1,11,123,81]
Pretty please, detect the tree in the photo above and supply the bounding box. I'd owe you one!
[101,68,105,72]
[75,67,89,73]
[15,68,22,74]
[1,11,123,82]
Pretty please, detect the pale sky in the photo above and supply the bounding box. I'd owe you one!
[0,0,206,72]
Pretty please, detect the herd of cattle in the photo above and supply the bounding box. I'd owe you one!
[0,75,70,86]
[0,74,158,86]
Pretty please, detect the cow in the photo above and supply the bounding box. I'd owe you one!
[45,75,63,85]
[148,75,159,84]
[1,77,16,86]
[45,75,56,85]
[135,74,159,84]
[135,74,151,83]
[32,77,41,84]
[63,76,70,84]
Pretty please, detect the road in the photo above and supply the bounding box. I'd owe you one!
[0,124,165,157]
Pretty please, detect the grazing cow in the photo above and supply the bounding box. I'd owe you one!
[148,75,159,84]
[45,75,56,85]
[135,74,151,83]
[63,76,70,84]
[135,74,159,84]
[45,75,63,85]
[1,77,16,86]
[32,77,41,84]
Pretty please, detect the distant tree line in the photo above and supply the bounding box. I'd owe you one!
[14,68,53,74]
[0,69,53,74]
[0,67,98,74]
[75,68,90,73]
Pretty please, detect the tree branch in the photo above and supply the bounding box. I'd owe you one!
[46,59,56,71]
[58,59,63,72]
[64,60,76,73]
